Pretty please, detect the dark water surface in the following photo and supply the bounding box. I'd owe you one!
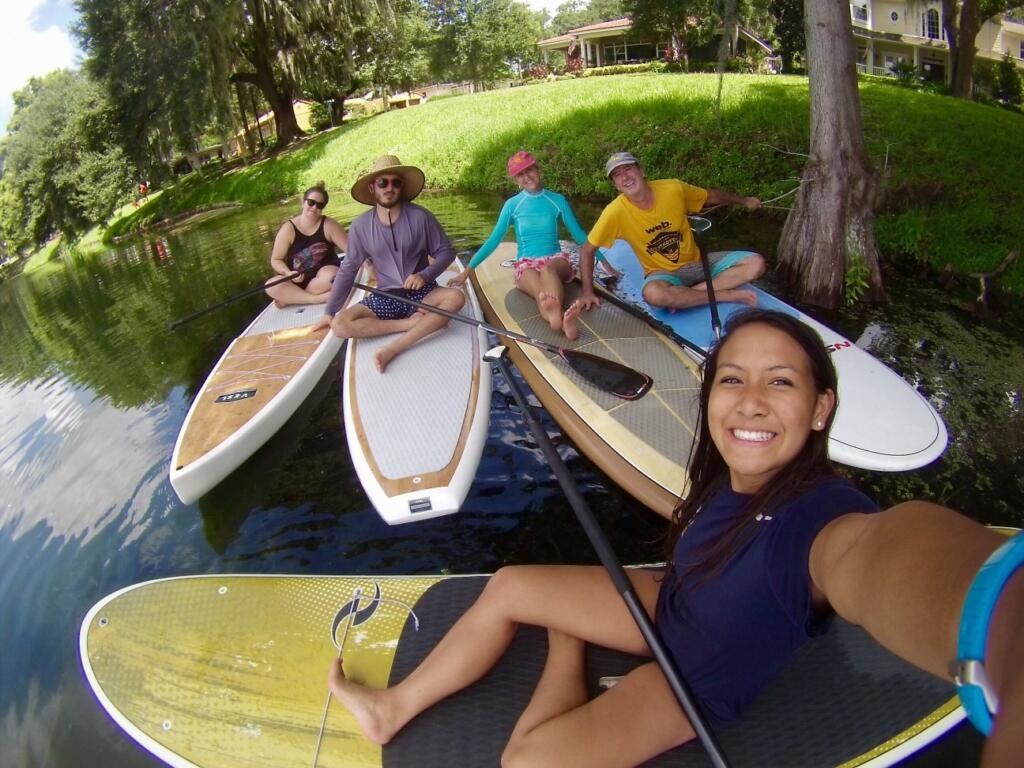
[0,193,1019,766]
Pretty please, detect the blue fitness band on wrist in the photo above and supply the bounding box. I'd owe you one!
[953,531,1024,735]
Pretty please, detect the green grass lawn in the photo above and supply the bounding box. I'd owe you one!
[92,73,1024,293]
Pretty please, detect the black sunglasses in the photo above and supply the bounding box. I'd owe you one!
[304,198,326,209]
[375,177,403,190]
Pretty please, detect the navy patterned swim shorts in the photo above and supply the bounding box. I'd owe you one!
[361,282,439,320]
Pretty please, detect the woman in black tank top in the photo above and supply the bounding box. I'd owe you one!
[265,183,348,307]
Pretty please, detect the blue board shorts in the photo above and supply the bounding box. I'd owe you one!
[642,251,757,288]
[361,282,439,320]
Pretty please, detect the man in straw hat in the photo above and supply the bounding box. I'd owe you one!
[317,155,463,373]
[577,151,764,313]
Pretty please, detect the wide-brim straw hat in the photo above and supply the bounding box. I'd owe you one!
[350,155,426,206]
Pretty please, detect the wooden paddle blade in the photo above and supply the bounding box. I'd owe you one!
[559,349,653,401]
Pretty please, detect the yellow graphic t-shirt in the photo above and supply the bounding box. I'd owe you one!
[587,179,708,273]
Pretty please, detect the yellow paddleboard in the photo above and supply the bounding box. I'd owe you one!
[81,573,962,768]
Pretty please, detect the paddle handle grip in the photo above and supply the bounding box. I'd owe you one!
[489,348,731,768]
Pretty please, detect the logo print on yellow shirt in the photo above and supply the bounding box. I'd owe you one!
[647,231,681,262]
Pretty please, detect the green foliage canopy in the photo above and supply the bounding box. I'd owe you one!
[426,0,544,87]
[549,0,625,35]
[0,71,133,253]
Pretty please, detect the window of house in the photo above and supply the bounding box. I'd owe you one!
[851,4,868,23]
[923,9,940,39]
[603,43,628,64]
[891,12,899,22]
[1020,41,1024,59]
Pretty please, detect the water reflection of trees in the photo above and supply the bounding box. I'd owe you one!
[0,209,279,407]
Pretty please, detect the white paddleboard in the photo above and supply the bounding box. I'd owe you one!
[343,262,491,524]
[170,299,348,504]
[600,239,948,472]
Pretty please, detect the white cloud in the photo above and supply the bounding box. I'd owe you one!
[0,1,78,133]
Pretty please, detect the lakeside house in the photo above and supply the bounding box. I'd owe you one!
[850,1,1024,80]
[538,3,1024,83]
[537,17,774,71]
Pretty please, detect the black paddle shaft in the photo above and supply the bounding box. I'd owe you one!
[351,281,652,401]
[168,266,318,330]
[691,216,722,343]
[487,347,731,768]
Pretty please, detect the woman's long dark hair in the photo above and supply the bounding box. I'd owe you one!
[666,309,840,582]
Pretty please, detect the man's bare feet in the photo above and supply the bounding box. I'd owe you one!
[717,288,758,307]
[327,659,396,745]
[374,345,399,373]
[562,300,583,341]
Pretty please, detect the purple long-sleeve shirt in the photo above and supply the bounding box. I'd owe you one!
[325,202,456,316]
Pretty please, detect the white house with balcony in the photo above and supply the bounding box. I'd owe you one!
[850,1,1024,81]
[536,18,775,70]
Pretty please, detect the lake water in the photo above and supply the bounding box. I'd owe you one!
[1,192,1020,766]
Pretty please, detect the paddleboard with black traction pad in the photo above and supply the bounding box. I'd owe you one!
[80,571,963,768]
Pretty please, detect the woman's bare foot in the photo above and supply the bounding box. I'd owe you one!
[562,300,583,341]
[537,291,562,331]
[327,659,397,745]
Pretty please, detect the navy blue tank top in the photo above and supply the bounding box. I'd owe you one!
[655,478,877,728]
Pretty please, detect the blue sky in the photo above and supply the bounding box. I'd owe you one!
[0,1,83,135]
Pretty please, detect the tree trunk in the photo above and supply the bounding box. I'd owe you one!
[777,0,885,309]
[951,1,982,99]
[941,0,960,86]
[244,0,304,147]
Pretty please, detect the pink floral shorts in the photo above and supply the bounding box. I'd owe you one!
[513,253,576,284]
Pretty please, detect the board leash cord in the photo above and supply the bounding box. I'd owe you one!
[311,584,420,767]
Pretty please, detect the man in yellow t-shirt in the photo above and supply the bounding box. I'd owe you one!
[578,152,765,311]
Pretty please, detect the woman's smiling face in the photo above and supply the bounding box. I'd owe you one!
[708,322,835,494]
[514,165,542,193]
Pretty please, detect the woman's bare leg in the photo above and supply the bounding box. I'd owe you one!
[327,565,661,745]
[502,657,695,768]
[304,264,339,295]
[507,629,588,744]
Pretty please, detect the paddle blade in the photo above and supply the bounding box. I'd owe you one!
[559,349,652,401]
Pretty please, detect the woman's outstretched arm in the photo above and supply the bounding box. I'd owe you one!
[810,501,1024,767]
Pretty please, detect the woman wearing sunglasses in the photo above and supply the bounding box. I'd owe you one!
[265,182,349,307]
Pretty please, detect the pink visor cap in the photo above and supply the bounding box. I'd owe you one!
[507,151,538,177]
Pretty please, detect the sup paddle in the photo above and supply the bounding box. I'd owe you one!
[689,215,722,343]
[168,266,319,330]
[486,345,731,768]
[351,281,652,401]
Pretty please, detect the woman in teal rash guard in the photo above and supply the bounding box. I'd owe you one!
[449,151,618,340]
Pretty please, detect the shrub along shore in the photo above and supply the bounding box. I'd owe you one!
[31,73,1024,293]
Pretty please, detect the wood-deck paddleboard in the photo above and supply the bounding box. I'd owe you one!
[472,243,702,519]
[80,571,963,768]
[598,239,948,473]
[342,262,491,524]
[170,293,353,504]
